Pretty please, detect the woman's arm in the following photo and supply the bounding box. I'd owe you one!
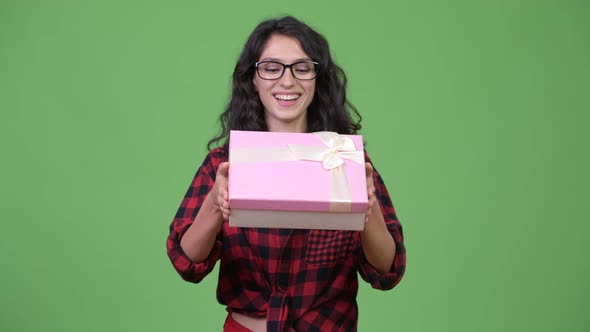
[360,162,396,274]
[355,153,406,290]
[180,162,229,262]
[166,149,229,283]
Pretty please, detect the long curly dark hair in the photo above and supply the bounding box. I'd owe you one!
[207,16,362,150]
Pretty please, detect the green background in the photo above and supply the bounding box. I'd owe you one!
[1,0,588,331]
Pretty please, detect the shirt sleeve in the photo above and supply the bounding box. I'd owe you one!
[356,152,406,290]
[165,149,226,283]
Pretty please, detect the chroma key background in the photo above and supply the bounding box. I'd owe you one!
[1,1,588,331]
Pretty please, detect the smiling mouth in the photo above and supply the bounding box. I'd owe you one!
[274,93,300,101]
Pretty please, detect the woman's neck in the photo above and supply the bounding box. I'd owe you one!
[265,117,307,133]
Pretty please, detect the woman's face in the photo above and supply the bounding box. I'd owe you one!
[253,34,316,133]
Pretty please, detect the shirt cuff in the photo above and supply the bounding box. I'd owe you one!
[167,237,222,283]
[358,245,405,290]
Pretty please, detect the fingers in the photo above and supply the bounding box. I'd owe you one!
[365,192,376,224]
[365,162,376,224]
[218,192,230,220]
[367,190,376,208]
[365,162,376,207]
[365,163,376,203]
[216,162,231,219]
[365,162,373,180]
[217,188,230,220]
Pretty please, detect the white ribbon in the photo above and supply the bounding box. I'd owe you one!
[288,131,365,169]
[288,132,364,212]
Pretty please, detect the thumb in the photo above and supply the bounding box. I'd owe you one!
[365,162,373,180]
[217,162,229,178]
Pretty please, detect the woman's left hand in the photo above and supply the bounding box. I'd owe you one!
[365,162,377,224]
[361,161,396,273]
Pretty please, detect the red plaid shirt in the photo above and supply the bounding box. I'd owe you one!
[166,147,406,331]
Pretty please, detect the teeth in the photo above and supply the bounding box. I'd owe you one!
[274,94,300,101]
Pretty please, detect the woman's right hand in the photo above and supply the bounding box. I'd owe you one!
[212,162,230,220]
[179,161,230,263]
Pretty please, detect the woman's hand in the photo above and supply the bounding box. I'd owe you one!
[365,162,377,224]
[360,161,395,273]
[212,162,230,221]
[179,161,230,263]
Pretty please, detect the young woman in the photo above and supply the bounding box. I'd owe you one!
[166,16,406,332]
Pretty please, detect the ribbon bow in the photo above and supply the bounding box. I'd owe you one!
[288,132,364,169]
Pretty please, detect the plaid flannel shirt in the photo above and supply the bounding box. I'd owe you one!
[166,147,406,332]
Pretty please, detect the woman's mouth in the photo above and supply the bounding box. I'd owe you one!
[274,93,300,101]
[274,93,301,107]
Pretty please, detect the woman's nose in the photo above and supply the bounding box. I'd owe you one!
[278,68,296,87]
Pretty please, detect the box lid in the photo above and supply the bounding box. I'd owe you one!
[228,130,368,213]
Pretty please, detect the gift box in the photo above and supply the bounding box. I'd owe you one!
[228,130,368,230]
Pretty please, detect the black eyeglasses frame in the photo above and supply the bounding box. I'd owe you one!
[253,60,320,80]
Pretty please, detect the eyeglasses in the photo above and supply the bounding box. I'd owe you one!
[254,60,319,80]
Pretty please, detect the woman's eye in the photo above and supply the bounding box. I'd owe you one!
[261,64,282,72]
[294,64,313,73]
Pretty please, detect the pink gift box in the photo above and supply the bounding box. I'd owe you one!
[228,130,368,230]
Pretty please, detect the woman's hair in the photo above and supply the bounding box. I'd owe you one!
[207,16,362,150]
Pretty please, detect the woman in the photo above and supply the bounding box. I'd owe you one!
[166,16,406,332]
